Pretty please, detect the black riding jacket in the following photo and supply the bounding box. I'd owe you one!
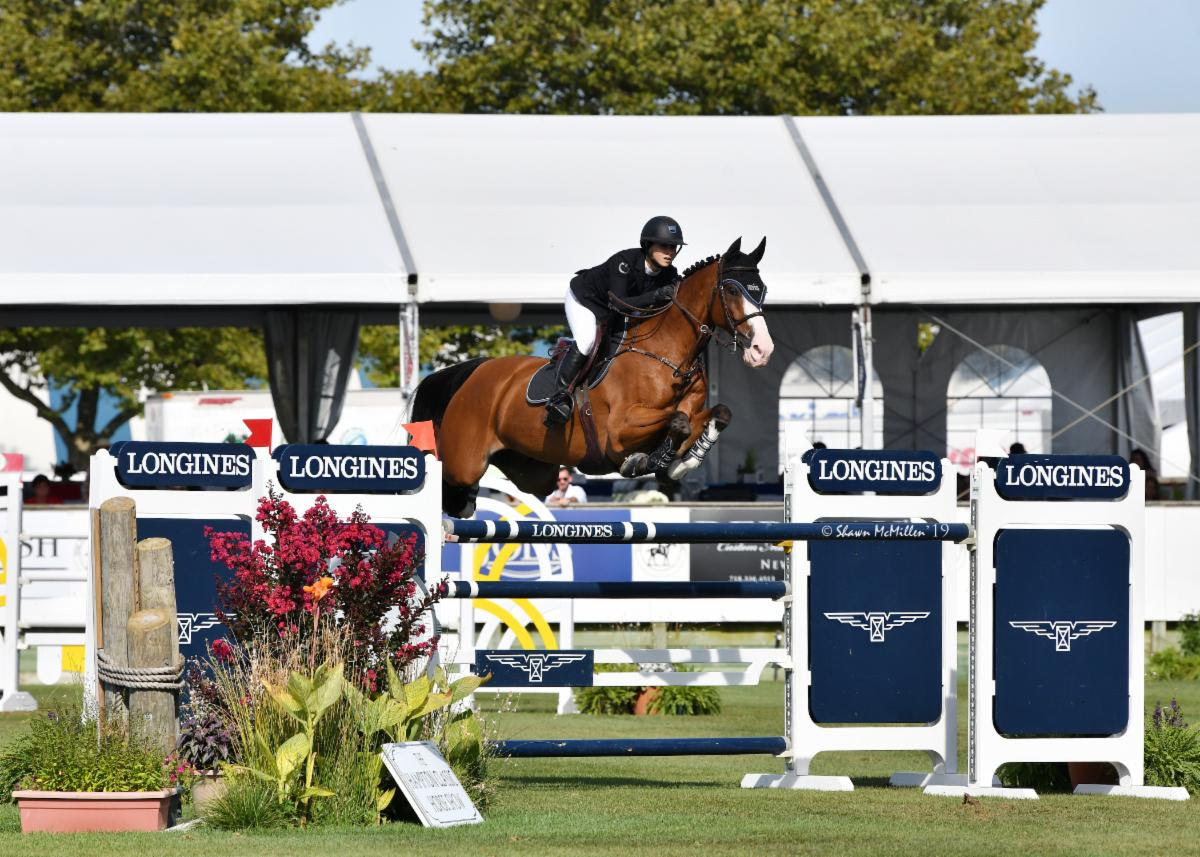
[569,248,678,319]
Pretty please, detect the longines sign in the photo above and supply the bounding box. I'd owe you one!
[994,455,1130,500]
[274,445,425,493]
[112,441,254,489]
[806,449,942,495]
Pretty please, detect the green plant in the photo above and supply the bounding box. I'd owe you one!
[575,664,641,715]
[996,762,1072,792]
[575,664,722,716]
[1145,699,1200,794]
[235,661,344,821]
[1179,612,1200,657]
[0,707,167,794]
[203,774,293,830]
[1147,647,1200,681]
[647,683,722,716]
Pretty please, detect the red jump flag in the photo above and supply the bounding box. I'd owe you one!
[403,420,439,458]
[242,418,273,449]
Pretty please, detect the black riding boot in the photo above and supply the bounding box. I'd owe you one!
[544,345,588,426]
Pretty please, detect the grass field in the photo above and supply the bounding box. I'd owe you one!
[1,645,1198,856]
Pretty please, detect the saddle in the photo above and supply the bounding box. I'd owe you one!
[525,325,626,406]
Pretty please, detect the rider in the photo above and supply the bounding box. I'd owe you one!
[544,215,686,426]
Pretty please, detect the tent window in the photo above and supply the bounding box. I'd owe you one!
[779,345,883,462]
[946,345,1052,472]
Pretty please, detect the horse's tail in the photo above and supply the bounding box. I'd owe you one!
[409,357,490,429]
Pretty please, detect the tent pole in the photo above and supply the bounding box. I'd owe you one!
[399,302,420,417]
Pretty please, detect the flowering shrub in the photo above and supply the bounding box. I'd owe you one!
[206,487,441,685]
[1145,698,1200,794]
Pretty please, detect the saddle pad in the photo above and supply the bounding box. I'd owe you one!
[525,329,625,405]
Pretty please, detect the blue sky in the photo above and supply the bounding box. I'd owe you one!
[308,0,1200,112]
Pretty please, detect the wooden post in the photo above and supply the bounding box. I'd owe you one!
[127,608,178,755]
[98,497,138,723]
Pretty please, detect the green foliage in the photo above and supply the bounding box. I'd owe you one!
[203,626,491,829]
[417,0,1098,116]
[0,326,266,472]
[1147,647,1200,682]
[232,662,344,820]
[996,761,1071,792]
[1178,612,1200,657]
[0,0,405,112]
[204,774,293,830]
[574,664,641,715]
[647,684,722,717]
[357,323,565,384]
[0,708,166,796]
[575,664,721,716]
[1145,699,1200,794]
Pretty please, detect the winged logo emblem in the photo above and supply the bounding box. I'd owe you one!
[823,611,930,643]
[483,652,589,683]
[1009,620,1117,652]
[177,612,223,645]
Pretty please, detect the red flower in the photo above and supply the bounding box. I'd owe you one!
[210,638,235,662]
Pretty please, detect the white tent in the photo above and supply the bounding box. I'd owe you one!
[3,112,1196,309]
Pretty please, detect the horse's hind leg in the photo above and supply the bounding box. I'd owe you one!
[489,450,559,498]
[443,483,480,519]
[619,411,690,478]
[666,404,732,480]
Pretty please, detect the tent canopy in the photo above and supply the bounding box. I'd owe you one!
[0,112,1196,309]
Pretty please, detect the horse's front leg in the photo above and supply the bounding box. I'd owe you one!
[618,411,690,477]
[665,404,732,480]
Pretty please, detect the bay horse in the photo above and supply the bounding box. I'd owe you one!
[412,237,775,517]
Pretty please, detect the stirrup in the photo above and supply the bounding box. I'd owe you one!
[544,394,573,427]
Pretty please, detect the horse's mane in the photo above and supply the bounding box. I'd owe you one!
[679,255,720,281]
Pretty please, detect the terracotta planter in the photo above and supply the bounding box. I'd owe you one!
[191,773,227,815]
[1067,762,1118,789]
[633,687,661,716]
[13,789,176,833]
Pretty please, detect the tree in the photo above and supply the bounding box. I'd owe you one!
[0,328,267,473]
[0,1,396,466]
[416,0,1098,115]
[357,323,565,387]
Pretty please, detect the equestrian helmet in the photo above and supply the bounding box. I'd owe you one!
[640,216,687,252]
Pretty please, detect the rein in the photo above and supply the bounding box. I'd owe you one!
[608,257,763,384]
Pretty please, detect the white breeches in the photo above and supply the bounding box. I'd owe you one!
[565,288,599,354]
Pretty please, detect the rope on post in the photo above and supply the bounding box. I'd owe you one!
[96,649,185,692]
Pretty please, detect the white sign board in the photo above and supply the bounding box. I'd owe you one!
[380,741,483,828]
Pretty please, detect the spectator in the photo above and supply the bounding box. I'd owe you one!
[545,467,588,507]
[1008,442,1027,455]
[1129,449,1160,501]
[28,474,63,505]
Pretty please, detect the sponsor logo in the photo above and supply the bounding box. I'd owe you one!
[823,611,931,642]
[1000,463,1125,490]
[528,522,614,539]
[618,261,630,274]
[483,652,588,683]
[1009,619,1117,652]
[815,458,938,484]
[124,451,252,478]
[178,612,223,645]
[285,454,420,481]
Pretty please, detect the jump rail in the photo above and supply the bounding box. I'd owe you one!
[443,580,787,600]
[443,519,970,544]
[496,737,789,758]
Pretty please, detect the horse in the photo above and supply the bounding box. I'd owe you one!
[412,237,775,517]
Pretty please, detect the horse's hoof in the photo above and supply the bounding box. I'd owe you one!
[620,453,649,477]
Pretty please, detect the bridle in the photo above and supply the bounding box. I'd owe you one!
[610,256,766,384]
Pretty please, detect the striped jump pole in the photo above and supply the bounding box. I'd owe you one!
[496,737,789,758]
[443,518,970,545]
[443,580,788,600]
